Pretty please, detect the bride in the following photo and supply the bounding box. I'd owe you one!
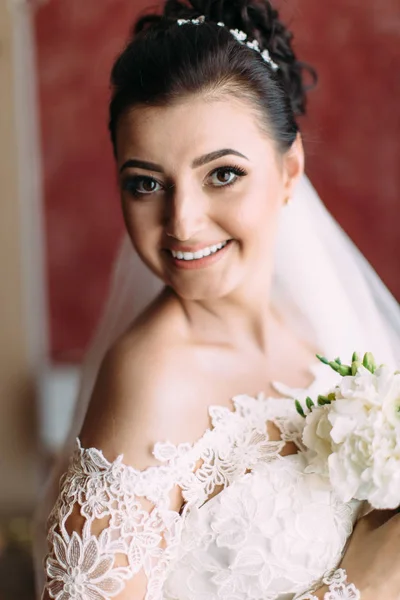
[36,1,400,599]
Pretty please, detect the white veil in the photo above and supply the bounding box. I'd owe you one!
[34,174,400,596]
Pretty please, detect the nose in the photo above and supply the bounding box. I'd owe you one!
[164,186,206,241]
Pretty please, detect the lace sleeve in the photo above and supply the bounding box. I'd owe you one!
[42,439,184,600]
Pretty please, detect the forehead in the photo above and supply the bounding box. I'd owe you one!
[115,95,275,166]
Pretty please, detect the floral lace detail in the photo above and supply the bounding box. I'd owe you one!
[295,568,361,600]
[44,441,183,600]
[45,532,129,599]
[164,457,359,600]
[323,568,360,600]
[43,363,358,600]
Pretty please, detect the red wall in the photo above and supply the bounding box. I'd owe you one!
[35,0,400,362]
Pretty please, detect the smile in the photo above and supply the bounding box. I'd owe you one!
[165,240,233,271]
[169,241,229,262]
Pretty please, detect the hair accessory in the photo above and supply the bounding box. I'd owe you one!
[177,15,206,26]
[176,16,279,71]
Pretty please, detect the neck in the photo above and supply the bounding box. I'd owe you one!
[174,269,277,354]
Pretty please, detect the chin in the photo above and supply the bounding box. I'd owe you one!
[168,276,239,302]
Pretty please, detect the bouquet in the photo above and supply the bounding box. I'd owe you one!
[296,352,400,509]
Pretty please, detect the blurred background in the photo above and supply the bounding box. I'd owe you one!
[0,0,399,597]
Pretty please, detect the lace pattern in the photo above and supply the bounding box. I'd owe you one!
[43,365,357,600]
[295,568,361,600]
[44,441,183,600]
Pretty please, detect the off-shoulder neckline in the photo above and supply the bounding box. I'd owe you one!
[75,360,336,474]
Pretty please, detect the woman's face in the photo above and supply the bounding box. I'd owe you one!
[116,95,303,301]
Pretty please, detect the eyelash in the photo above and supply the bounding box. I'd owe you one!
[121,164,248,198]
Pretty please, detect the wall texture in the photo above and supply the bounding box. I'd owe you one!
[34,0,400,361]
[0,1,39,512]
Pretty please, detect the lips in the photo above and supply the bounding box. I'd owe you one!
[168,241,230,261]
[164,239,233,270]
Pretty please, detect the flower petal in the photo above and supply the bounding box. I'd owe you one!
[128,544,144,570]
[83,587,104,600]
[82,537,100,573]
[46,557,66,580]
[52,532,68,568]
[136,532,162,548]
[67,532,83,568]
[96,576,125,594]
[88,554,114,580]
[231,548,265,576]
[48,579,64,598]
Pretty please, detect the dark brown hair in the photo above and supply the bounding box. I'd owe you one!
[109,0,316,155]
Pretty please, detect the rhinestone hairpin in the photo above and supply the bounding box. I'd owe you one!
[177,15,206,26]
[177,16,279,72]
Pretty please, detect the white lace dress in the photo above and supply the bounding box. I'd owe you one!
[42,363,361,600]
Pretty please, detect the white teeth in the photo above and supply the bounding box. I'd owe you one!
[171,241,229,261]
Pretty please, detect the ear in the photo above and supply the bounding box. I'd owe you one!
[282,133,304,201]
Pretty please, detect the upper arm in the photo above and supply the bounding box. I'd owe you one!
[42,334,207,600]
[80,332,207,466]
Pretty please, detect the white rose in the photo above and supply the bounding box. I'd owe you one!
[378,367,400,428]
[336,366,379,406]
[302,406,333,476]
[328,425,374,503]
[329,416,400,507]
[328,398,367,444]
[301,363,400,509]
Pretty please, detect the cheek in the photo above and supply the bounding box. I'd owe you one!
[122,200,162,256]
[232,184,282,249]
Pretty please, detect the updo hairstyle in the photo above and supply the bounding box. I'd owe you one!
[109,0,316,156]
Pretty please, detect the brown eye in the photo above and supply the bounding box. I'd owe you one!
[122,176,163,196]
[141,179,158,193]
[216,169,233,183]
[207,166,247,188]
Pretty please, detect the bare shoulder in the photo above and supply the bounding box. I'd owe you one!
[80,293,209,469]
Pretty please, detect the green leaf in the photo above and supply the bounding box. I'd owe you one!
[351,361,362,376]
[317,395,332,406]
[334,357,342,365]
[338,365,352,376]
[352,351,360,363]
[328,361,341,373]
[295,400,306,418]
[363,352,376,374]
[306,397,314,411]
[316,355,329,365]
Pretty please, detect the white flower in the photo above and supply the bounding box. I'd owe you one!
[211,479,259,548]
[46,532,129,600]
[211,548,272,600]
[302,364,400,508]
[378,366,400,427]
[127,531,164,574]
[302,405,333,476]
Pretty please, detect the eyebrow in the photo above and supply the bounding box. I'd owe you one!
[119,149,249,174]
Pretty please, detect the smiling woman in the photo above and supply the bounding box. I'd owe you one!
[35,1,400,600]
[116,97,303,301]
